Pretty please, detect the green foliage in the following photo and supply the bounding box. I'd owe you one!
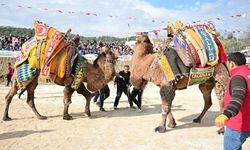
[0,26,135,44]
[220,38,242,52]
[0,26,34,37]
[219,30,250,52]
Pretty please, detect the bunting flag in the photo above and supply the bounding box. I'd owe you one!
[1,3,247,26]
[0,3,249,37]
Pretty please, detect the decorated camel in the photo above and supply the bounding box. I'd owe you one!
[3,21,117,121]
[130,21,229,133]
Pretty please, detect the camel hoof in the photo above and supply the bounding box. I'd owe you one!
[3,116,12,121]
[168,122,177,128]
[63,114,73,120]
[217,128,224,135]
[38,116,47,120]
[85,111,91,117]
[154,126,166,133]
[193,118,201,123]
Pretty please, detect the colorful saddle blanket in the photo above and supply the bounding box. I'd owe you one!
[188,67,214,86]
[16,60,38,83]
[71,55,88,90]
[15,21,79,87]
[155,48,190,82]
[214,63,229,87]
[173,31,194,67]
[194,25,218,66]
[173,25,227,68]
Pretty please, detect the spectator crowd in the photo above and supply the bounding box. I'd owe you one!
[0,35,133,56]
[0,35,30,51]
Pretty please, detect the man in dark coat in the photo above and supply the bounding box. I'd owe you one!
[113,65,134,110]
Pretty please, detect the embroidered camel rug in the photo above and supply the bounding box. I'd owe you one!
[170,21,227,68]
[14,21,81,89]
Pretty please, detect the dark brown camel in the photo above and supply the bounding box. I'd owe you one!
[3,48,117,121]
[130,35,228,133]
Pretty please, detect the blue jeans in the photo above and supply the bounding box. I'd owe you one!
[224,127,250,150]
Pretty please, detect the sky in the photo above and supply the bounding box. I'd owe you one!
[0,0,250,37]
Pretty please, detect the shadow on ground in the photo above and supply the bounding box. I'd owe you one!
[165,111,221,132]
[0,130,54,140]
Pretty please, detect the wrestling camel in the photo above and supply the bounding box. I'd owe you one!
[3,47,117,121]
[130,35,229,133]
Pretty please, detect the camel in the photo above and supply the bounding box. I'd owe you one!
[3,47,117,121]
[130,35,229,133]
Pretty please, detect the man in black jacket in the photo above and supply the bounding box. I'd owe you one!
[129,87,143,111]
[113,65,134,110]
[93,84,110,112]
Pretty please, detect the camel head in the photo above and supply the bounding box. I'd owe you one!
[134,35,154,56]
[98,47,118,64]
[93,47,118,81]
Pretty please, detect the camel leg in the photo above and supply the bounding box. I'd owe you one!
[26,78,47,120]
[77,83,92,117]
[167,112,176,128]
[3,79,18,121]
[63,86,74,120]
[214,82,225,134]
[214,82,225,112]
[193,80,215,123]
[155,86,176,133]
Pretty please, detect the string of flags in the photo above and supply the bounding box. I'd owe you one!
[1,3,249,37]
[0,3,248,25]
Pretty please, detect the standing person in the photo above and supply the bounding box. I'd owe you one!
[6,62,14,86]
[215,52,250,150]
[129,87,143,112]
[113,65,134,110]
[93,91,100,103]
[92,85,110,112]
[98,85,110,112]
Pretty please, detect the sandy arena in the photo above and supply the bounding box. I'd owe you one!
[0,83,249,150]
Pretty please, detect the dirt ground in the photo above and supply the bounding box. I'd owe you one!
[0,82,249,150]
